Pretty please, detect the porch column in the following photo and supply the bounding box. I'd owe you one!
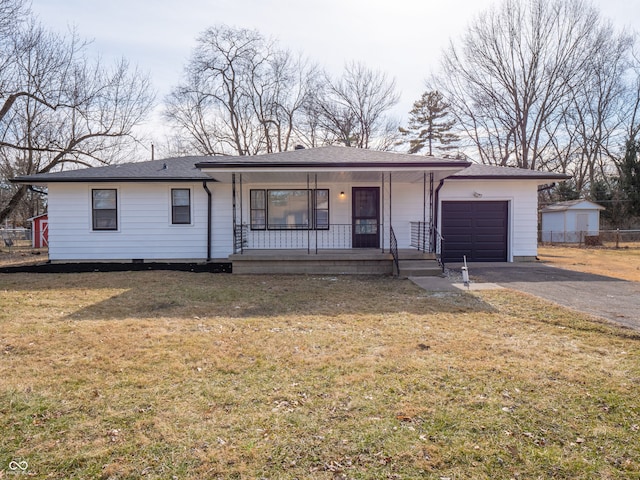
[314,173,318,254]
[232,173,238,254]
[232,173,245,254]
[239,173,244,244]
[423,173,427,251]
[307,173,311,255]
[429,172,434,252]
[380,172,385,253]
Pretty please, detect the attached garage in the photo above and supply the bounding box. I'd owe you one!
[441,201,508,263]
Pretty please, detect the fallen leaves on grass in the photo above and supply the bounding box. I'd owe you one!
[1,272,639,479]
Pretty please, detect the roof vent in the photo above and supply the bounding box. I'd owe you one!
[294,144,305,150]
[162,163,167,170]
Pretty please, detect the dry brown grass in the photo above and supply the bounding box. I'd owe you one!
[538,244,640,282]
[1,271,639,479]
[0,241,48,267]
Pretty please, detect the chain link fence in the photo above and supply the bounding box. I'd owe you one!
[539,229,640,247]
[1,228,32,248]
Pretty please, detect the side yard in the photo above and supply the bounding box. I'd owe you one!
[538,244,640,282]
[1,272,639,479]
[0,241,48,268]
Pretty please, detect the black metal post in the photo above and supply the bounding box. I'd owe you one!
[315,173,318,254]
[387,172,391,253]
[202,181,212,261]
[428,172,434,251]
[423,173,427,251]
[239,174,244,253]
[307,173,310,254]
[232,174,237,254]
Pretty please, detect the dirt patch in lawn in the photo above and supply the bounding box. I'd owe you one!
[538,245,640,282]
[1,272,639,479]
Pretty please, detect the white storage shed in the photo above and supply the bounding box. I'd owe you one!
[540,199,605,243]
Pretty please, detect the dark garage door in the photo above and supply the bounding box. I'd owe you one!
[441,201,508,263]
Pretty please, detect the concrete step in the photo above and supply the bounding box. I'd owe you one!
[397,249,436,260]
[397,259,442,278]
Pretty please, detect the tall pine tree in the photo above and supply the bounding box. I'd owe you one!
[399,90,459,155]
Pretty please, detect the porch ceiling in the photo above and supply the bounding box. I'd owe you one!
[202,168,463,184]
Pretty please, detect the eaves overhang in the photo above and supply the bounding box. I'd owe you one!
[10,176,216,184]
[449,173,571,180]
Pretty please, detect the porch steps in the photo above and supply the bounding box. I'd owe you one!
[229,249,442,276]
[230,249,394,275]
[396,250,442,278]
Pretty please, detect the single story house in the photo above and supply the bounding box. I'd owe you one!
[12,146,568,275]
[540,199,605,243]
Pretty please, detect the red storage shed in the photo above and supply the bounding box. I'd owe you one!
[29,214,48,248]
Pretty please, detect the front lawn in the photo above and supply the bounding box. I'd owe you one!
[1,272,638,479]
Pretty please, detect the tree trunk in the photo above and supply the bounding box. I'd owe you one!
[0,184,28,225]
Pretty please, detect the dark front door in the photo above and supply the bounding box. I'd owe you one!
[352,187,380,248]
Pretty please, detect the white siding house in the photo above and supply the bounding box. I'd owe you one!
[47,182,211,261]
[12,146,569,272]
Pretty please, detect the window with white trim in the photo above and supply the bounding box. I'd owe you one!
[171,188,191,224]
[92,189,118,230]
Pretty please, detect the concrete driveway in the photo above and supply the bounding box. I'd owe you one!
[454,263,640,331]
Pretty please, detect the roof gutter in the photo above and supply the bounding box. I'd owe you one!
[28,185,48,195]
[449,173,571,180]
[10,177,210,184]
[433,177,446,251]
[537,182,557,192]
[202,181,213,262]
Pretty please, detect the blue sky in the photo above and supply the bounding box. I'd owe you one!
[29,0,640,140]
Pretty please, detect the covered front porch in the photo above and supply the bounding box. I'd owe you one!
[226,172,449,259]
[195,146,470,274]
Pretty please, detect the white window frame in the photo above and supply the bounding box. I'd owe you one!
[90,187,119,232]
[170,187,193,226]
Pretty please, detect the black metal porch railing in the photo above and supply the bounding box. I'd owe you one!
[410,221,430,252]
[236,224,355,252]
[410,221,439,252]
[434,227,444,269]
[410,221,445,269]
[390,226,399,276]
[235,224,247,253]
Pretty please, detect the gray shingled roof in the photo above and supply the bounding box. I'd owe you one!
[11,146,568,183]
[540,199,605,212]
[449,163,570,180]
[11,156,213,183]
[195,145,470,168]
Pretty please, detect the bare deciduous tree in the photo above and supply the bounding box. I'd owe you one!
[165,26,401,155]
[433,0,635,182]
[313,61,400,150]
[165,25,317,156]
[0,1,155,225]
[553,27,634,193]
